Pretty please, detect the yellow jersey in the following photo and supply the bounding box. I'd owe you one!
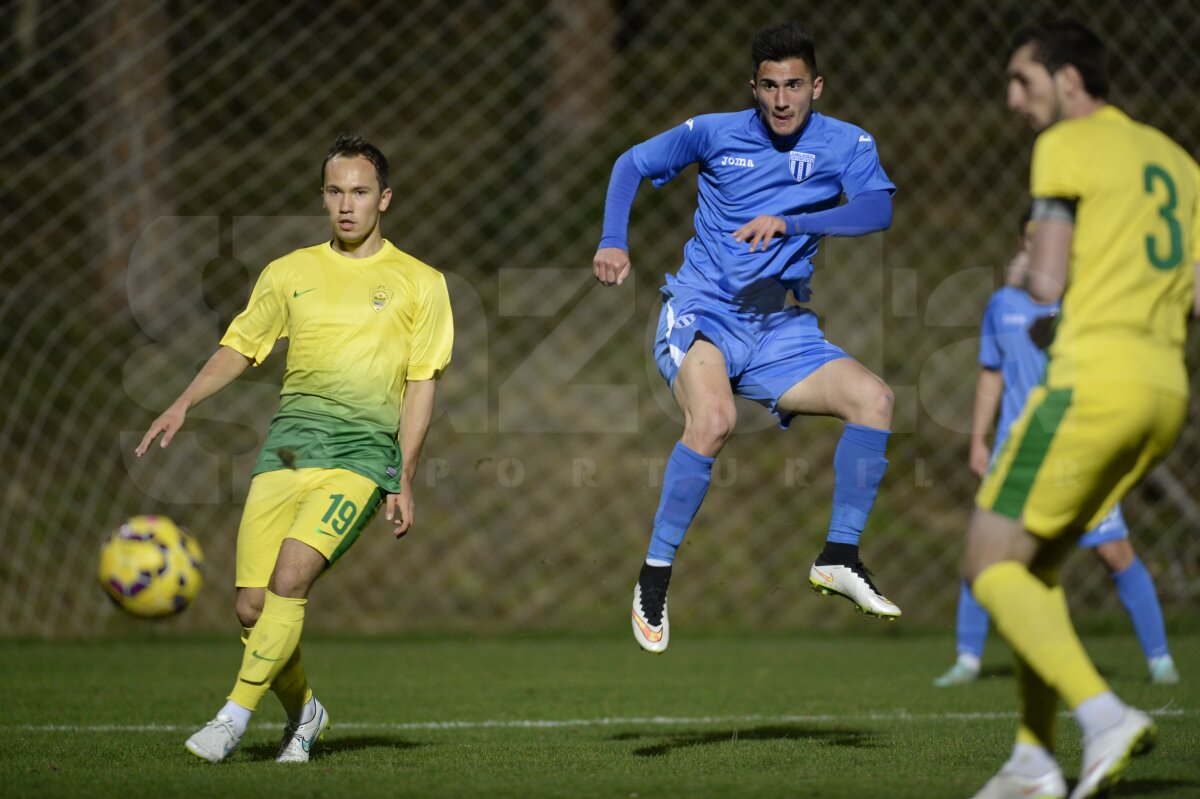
[1030,105,1199,393]
[221,239,454,490]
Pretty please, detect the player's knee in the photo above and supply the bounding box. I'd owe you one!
[235,592,263,627]
[854,378,893,428]
[684,404,736,453]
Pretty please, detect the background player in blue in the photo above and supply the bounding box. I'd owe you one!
[593,21,899,654]
[934,212,1179,687]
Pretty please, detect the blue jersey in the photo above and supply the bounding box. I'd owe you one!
[978,286,1059,446]
[630,110,895,308]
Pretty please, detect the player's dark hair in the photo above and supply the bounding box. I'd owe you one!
[1009,18,1108,99]
[752,22,818,78]
[322,133,389,191]
[1018,205,1033,235]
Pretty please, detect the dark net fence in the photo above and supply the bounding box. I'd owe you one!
[1,0,1198,636]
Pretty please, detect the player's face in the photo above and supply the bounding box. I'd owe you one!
[751,59,823,138]
[322,156,392,249]
[1006,43,1061,132]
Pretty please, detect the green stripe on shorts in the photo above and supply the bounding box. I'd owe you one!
[327,486,385,566]
[992,388,1073,519]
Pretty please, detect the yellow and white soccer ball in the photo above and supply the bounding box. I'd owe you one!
[98,515,204,618]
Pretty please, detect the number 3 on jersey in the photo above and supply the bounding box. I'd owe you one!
[1143,163,1184,270]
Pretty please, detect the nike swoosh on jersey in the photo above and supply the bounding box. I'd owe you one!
[293,288,318,298]
[251,650,284,662]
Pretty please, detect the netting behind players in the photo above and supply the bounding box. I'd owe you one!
[2,0,1198,636]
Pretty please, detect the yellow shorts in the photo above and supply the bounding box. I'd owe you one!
[235,467,385,587]
[976,381,1185,539]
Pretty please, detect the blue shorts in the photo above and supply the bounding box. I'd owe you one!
[1077,503,1128,548]
[653,287,847,427]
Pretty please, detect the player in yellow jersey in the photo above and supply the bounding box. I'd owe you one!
[965,20,1199,799]
[135,134,453,764]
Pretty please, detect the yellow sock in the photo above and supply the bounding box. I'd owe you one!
[229,591,306,712]
[271,649,312,722]
[240,625,311,720]
[1015,652,1059,751]
[973,561,1108,709]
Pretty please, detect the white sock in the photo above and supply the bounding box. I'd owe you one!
[298,697,317,725]
[645,558,672,568]
[1004,742,1058,777]
[956,652,981,672]
[218,700,253,736]
[1073,691,1125,739]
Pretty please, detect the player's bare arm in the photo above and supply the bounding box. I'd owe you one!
[386,378,438,538]
[733,215,787,252]
[135,346,254,457]
[1192,261,1200,317]
[1026,214,1072,303]
[969,369,1003,478]
[593,246,631,287]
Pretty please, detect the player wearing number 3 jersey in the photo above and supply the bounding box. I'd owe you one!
[964,19,1199,799]
[135,134,453,764]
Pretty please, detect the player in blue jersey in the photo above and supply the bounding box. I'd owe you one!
[934,211,1179,688]
[593,21,900,653]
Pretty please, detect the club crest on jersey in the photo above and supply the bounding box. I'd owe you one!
[371,286,393,312]
[789,151,816,182]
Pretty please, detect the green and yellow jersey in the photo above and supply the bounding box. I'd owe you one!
[221,239,453,492]
[1030,105,1199,393]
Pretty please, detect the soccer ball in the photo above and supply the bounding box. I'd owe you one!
[98,515,204,618]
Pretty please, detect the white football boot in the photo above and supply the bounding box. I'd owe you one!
[808,560,901,619]
[276,697,330,763]
[933,660,981,687]
[1069,708,1156,799]
[970,764,1067,799]
[184,713,242,763]
[631,564,671,653]
[1148,655,1179,685]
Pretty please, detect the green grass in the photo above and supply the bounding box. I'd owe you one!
[1,630,1197,798]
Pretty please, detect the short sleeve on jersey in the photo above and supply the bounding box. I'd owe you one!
[406,273,454,381]
[840,131,896,199]
[220,264,286,365]
[978,293,1003,369]
[1030,126,1085,200]
[631,117,709,188]
[1191,160,1200,265]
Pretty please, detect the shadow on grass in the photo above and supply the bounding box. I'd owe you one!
[1102,777,1200,796]
[243,735,423,760]
[613,724,876,758]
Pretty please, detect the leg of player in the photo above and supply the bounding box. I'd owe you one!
[775,358,899,618]
[933,579,988,686]
[185,539,329,763]
[632,339,734,653]
[1091,539,1178,684]
[964,510,1156,799]
[232,587,324,761]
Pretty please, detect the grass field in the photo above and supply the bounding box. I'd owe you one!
[2,630,1197,798]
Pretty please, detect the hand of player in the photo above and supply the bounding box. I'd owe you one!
[593,247,631,286]
[385,488,414,538]
[733,215,787,252]
[134,402,187,457]
[968,439,991,479]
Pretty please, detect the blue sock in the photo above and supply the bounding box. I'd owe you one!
[646,442,715,564]
[955,580,989,659]
[1113,557,1170,661]
[826,423,890,546]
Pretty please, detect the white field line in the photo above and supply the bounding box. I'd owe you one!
[4,706,1189,734]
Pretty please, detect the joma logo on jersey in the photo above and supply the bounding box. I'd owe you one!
[371,286,393,311]
[789,151,816,182]
[720,155,755,168]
